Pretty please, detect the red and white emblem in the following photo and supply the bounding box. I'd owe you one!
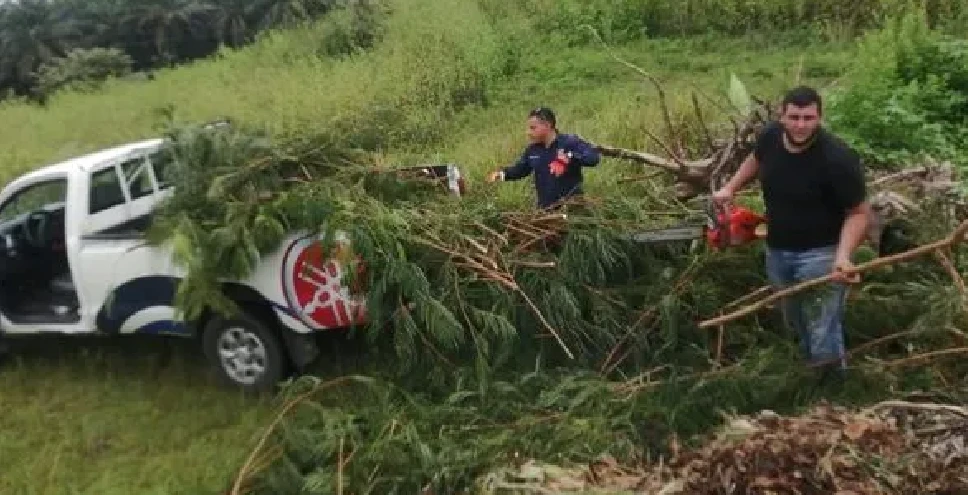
[281,236,366,330]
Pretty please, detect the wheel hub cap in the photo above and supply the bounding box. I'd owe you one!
[217,327,268,385]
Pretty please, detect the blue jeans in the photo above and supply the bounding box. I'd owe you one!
[765,245,847,370]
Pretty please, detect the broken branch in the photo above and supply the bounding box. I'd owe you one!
[579,24,678,150]
[592,143,692,173]
[230,376,361,495]
[415,237,574,360]
[934,248,967,306]
[864,400,968,419]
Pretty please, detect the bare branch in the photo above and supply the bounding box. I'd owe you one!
[580,25,678,149]
[592,142,712,172]
[692,91,715,153]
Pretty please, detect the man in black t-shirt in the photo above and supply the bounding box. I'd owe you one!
[713,86,870,380]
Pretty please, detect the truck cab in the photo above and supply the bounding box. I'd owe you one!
[0,138,174,331]
[0,132,465,392]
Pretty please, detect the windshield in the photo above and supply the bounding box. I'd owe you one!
[0,179,67,225]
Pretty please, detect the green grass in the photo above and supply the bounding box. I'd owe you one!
[0,333,393,494]
[0,337,272,494]
[0,0,934,492]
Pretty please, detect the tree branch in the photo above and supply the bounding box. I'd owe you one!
[415,237,575,360]
[864,399,968,419]
[698,220,968,329]
[934,248,967,307]
[579,25,678,151]
[592,142,712,173]
[230,376,364,495]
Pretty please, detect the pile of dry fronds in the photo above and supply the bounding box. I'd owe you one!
[479,398,968,494]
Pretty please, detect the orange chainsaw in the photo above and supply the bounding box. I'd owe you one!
[625,198,767,249]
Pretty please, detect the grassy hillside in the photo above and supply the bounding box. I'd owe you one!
[0,0,965,494]
[0,8,858,194]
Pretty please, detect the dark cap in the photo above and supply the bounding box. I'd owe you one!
[528,106,556,128]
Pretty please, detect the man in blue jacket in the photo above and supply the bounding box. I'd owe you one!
[487,107,601,209]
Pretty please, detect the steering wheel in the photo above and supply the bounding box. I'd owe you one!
[23,210,51,249]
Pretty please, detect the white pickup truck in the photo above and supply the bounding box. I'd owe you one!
[0,128,465,391]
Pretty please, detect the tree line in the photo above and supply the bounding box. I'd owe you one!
[0,0,335,101]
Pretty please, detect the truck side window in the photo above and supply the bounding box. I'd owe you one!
[89,167,126,214]
[120,156,154,200]
[149,149,174,190]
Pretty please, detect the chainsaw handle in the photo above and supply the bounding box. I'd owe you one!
[704,197,729,229]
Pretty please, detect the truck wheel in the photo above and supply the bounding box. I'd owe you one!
[202,311,289,393]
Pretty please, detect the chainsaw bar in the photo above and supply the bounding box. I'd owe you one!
[624,224,705,243]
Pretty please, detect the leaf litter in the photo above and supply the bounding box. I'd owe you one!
[479,399,968,494]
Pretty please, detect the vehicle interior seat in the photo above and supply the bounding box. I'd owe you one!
[50,272,75,294]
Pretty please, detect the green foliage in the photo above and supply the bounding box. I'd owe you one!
[246,326,960,494]
[0,0,341,99]
[826,8,968,168]
[145,116,381,321]
[3,0,965,101]
[35,47,133,99]
[147,111,714,369]
[489,0,967,45]
[315,0,390,58]
[150,109,968,491]
[254,372,643,494]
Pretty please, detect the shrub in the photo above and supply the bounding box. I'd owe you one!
[305,0,507,150]
[34,47,133,99]
[494,0,967,45]
[316,0,391,58]
[826,9,968,168]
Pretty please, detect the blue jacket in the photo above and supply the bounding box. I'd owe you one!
[502,133,601,209]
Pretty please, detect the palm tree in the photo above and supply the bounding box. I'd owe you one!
[0,0,85,95]
[116,0,218,66]
[55,0,124,48]
[251,0,333,31]
[0,0,340,99]
[211,0,258,48]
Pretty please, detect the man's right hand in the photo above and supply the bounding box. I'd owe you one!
[487,170,503,183]
[712,186,734,204]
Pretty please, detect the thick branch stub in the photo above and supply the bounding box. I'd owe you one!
[593,142,712,173]
[592,142,714,199]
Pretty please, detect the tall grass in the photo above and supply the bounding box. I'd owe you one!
[0,0,507,182]
[482,0,967,44]
[0,0,958,184]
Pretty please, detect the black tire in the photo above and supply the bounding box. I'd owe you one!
[202,311,289,393]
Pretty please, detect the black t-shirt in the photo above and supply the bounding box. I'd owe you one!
[753,121,866,251]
